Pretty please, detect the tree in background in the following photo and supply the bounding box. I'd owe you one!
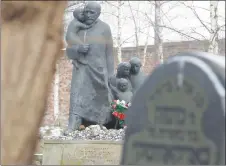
[128,1,140,57]
[115,1,123,63]
[178,1,225,55]
[154,1,164,64]
[209,1,220,54]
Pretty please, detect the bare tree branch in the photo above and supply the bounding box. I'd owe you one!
[148,0,170,7]
[161,1,180,16]
[120,24,152,46]
[144,12,201,41]
[180,1,211,33]
[104,1,125,8]
[190,27,208,40]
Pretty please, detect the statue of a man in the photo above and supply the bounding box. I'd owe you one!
[129,57,146,93]
[65,2,114,133]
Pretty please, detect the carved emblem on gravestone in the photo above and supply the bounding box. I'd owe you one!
[121,52,225,165]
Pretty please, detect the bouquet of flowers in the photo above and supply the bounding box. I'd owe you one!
[110,100,131,128]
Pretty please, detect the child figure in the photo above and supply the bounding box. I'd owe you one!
[116,78,133,103]
[65,8,92,46]
[129,57,147,93]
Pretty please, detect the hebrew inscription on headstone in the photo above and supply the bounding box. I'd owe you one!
[121,52,225,165]
[42,140,123,165]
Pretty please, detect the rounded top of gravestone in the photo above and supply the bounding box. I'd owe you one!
[121,52,225,165]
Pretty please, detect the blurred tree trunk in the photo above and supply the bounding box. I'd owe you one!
[1,1,66,164]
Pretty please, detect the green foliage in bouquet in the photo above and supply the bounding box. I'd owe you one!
[110,100,131,128]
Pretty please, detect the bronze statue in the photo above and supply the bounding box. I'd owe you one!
[129,57,146,93]
[116,78,133,103]
[65,2,114,133]
[109,62,133,99]
[66,8,92,46]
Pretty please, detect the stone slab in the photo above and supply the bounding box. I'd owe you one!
[121,52,225,165]
[42,140,123,165]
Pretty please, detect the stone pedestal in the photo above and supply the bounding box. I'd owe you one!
[42,140,123,165]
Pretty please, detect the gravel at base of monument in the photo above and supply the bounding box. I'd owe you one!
[39,125,126,141]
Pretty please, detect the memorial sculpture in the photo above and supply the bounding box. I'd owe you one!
[109,62,133,99]
[115,78,133,103]
[66,8,92,46]
[64,2,115,133]
[121,52,225,165]
[107,62,133,129]
[65,8,93,66]
[129,57,146,93]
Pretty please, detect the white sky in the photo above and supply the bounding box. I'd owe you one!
[64,1,225,47]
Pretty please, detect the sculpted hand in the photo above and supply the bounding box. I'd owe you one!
[77,44,90,54]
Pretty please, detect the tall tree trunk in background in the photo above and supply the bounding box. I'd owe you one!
[1,1,66,164]
[117,1,122,63]
[143,26,151,68]
[54,62,60,121]
[128,1,139,56]
[154,1,164,64]
[208,1,219,54]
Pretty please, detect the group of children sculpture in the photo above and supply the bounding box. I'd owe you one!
[109,57,147,104]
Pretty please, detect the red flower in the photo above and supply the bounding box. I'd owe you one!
[112,111,119,117]
[118,113,125,120]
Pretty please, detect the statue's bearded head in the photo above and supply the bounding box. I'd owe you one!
[83,2,101,25]
[129,57,142,75]
[117,78,129,92]
[117,62,131,78]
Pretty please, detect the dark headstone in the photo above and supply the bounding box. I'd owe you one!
[121,52,225,165]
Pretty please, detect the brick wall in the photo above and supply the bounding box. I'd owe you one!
[42,39,225,126]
